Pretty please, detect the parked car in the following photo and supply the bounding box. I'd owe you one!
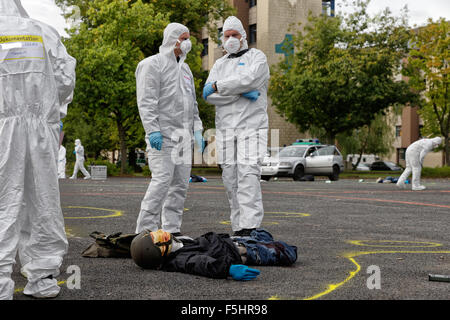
[370,161,402,171]
[261,147,283,181]
[275,143,345,181]
[355,163,371,171]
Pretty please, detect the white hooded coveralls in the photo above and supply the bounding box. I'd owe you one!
[205,16,270,232]
[135,23,203,234]
[397,137,442,189]
[0,0,75,299]
[70,139,91,179]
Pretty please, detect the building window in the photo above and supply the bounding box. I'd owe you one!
[322,0,335,17]
[249,24,257,44]
[395,125,402,137]
[249,0,257,8]
[398,148,406,161]
[201,38,209,57]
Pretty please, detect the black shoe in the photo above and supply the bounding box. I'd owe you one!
[233,228,255,237]
[171,232,183,237]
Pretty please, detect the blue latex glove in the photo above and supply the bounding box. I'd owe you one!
[229,264,260,281]
[203,82,215,100]
[194,130,205,153]
[149,131,163,151]
[73,150,76,154]
[242,91,260,102]
[60,121,63,132]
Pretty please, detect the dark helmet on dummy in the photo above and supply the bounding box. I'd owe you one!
[130,229,173,269]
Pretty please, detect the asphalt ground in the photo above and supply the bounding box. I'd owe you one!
[11,176,450,301]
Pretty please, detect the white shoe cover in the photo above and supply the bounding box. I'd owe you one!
[23,278,60,299]
[412,185,426,191]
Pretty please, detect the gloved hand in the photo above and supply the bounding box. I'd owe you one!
[242,91,260,102]
[60,121,63,132]
[149,131,163,151]
[194,130,205,153]
[73,150,76,154]
[229,264,260,281]
[203,82,215,100]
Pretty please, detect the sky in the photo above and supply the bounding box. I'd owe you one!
[20,0,450,37]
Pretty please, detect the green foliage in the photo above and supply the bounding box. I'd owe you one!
[337,111,395,168]
[403,18,449,164]
[141,165,151,177]
[269,0,415,144]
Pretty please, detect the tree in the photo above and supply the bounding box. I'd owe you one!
[269,0,416,144]
[61,0,169,174]
[337,111,396,169]
[403,18,449,165]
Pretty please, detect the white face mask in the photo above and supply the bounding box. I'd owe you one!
[224,36,242,54]
[178,39,192,55]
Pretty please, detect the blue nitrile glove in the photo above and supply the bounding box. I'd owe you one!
[203,82,215,100]
[73,150,76,154]
[60,121,63,132]
[194,130,205,153]
[229,264,260,281]
[149,131,163,151]
[242,91,260,102]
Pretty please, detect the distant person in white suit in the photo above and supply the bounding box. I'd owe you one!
[396,137,442,191]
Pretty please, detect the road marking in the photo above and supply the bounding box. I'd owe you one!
[347,240,442,248]
[264,191,450,209]
[63,206,123,219]
[219,211,310,226]
[269,240,450,300]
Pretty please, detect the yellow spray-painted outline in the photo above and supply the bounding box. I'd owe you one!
[62,206,123,219]
[219,211,310,225]
[347,240,442,248]
[266,212,310,217]
[269,240,450,300]
[220,220,279,226]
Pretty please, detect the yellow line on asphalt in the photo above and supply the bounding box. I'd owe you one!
[63,206,123,219]
[270,241,450,300]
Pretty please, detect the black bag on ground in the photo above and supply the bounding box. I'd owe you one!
[81,231,137,258]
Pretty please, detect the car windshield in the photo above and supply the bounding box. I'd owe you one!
[279,146,307,158]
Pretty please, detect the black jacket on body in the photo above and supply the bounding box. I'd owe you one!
[162,232,242,279]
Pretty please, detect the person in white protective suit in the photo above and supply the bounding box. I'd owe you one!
[58,145,67,179]
[0,0,76,299]
[203,16,270,237]
[70,139,91,179]
[135,23,204,236]
[396,137,442,191]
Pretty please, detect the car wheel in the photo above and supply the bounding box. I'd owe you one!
[261,175,271,181]
[293,165,305,181]
[329,165,340,181]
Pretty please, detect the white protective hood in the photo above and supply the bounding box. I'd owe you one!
[222,16,249,52]
[0,0,29,17]
[159,23,189,57]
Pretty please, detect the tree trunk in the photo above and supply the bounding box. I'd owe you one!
[116,118,127,175]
